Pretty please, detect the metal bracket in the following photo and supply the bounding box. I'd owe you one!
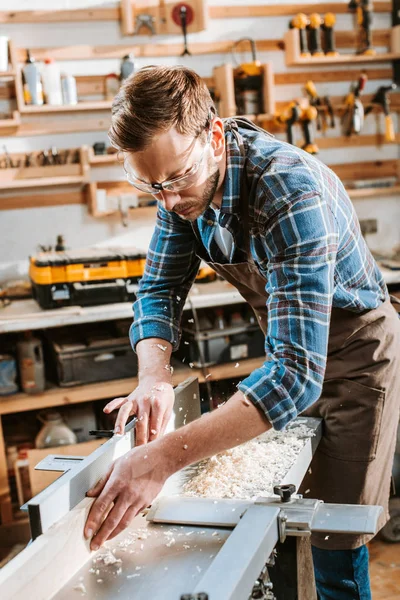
[134,14,156,35]
[34,455,85,473]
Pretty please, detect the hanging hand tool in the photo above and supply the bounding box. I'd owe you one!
[348,0,376,55]
[322,12,339,56]
[365,84,397,142]
[274,102,301,145]
[290,13,310,57]
[179,5,191,56]
[304,80,336,132]
[134,14,156,35]
[341,72,368,136]
[171,3,195,57]
[232,38,263,115]
[300,106,319,154]
[307,13,324,56]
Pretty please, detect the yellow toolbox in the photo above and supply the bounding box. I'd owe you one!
[30,247,146,309]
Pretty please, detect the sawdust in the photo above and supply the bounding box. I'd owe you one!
[183,422,315,500]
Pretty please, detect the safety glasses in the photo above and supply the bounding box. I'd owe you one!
[122,120,213,195]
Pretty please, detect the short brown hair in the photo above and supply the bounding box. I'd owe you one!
[109,65,215,152]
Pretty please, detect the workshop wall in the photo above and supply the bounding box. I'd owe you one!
[0,0,397,284]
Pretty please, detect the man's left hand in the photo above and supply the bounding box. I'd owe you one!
[84,443,170,550]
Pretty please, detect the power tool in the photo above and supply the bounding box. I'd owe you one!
[365,84,397,143]
[348,0,376,56]
[274,102,301,145]
[322,12,339,56]
[289,13,310,57]
[341,72,368,136]
[300,106,319,154]
[232,38,263,115]
[304,80,335,132]
[307,13,324,56]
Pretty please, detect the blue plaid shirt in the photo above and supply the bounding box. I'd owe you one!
[131,123,387,430]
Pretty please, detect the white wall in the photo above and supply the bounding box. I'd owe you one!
[0,0,398,283]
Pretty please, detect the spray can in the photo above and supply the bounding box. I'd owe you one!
[120,54,135,81]
[22,50,43,106]
[61,73,78,105]
[17,335,46,394]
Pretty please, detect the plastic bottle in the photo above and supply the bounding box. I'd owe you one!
[42,58,63,105]
[17,334,46,394]
[0,354,18,395]
[15,448,32,505]
[61,73,78,105]
[120,54,135,81]
[35,411,78,449]
[22,49,43,106]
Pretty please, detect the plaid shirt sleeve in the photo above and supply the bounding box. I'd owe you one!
[237,190,339,430]
[130,203,201,350]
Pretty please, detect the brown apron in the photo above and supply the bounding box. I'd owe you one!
[192,119,400,550]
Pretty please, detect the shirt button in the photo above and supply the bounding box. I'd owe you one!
[207,220,215,226]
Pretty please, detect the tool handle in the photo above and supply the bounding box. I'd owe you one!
[385,115,396,143]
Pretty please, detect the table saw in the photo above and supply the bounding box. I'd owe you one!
[0,377,383,600]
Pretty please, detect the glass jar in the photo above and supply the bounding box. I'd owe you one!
[35,411,77,449]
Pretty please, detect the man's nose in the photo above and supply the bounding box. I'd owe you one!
[159,190,181,211]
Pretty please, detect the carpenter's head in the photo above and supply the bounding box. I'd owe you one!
[109,65,225,220]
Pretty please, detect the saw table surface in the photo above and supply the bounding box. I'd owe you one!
[55,516,230,600]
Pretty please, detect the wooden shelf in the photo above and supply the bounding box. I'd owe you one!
[0,70,15,79]
[19,100,112,114]
[0,2,391,24]
[0,111,20,135]
[0,357,263,416]
[0,175,85,191]
[347,185,400,200]
[88,151,119,166]
[284,29,400,67]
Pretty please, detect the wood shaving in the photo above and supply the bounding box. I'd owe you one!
[183,423,314,500]
[94,549,122,565]
[73,582,87,594]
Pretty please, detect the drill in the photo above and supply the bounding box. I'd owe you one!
[274,102,302,145]
[304,80,335,132]
[290,13,310,57]
[365,84,397,142]
[300,106,319,154]
[349,0,376,56]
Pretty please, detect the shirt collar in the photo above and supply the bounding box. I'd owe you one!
[219,123,245,216]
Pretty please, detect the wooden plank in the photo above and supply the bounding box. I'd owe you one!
[16,115,111,136]
[0,175,84,190]
[19,100,112,114]
[330,159,398,181]
[0,2,391,23]
[209,2,391,18]
[0,496,93,600]
[0,190,85,210]
[347,185,400,199]
[0,8,119,23]
[15,39,283,63]
[315,133,400,149]
[275,68,393,85]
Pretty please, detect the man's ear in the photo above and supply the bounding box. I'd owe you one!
[211,117,225,162]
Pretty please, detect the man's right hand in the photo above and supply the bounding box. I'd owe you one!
[103,380,175,445]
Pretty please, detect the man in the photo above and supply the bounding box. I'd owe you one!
[85,65,400,598]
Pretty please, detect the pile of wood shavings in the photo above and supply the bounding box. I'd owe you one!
[183,422,314,500]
